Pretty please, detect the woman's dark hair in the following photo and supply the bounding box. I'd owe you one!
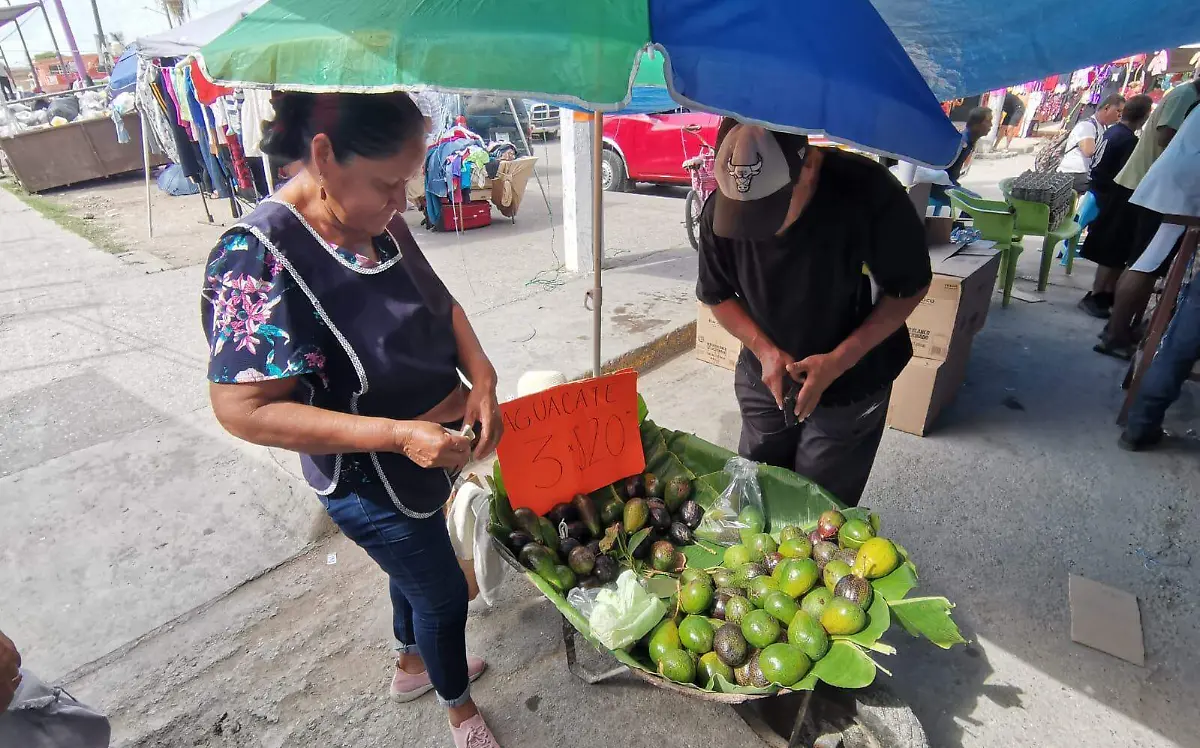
[1121,94,1154,127]
[260,91,425,164]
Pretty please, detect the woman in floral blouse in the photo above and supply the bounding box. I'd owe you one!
[201,92,503,748]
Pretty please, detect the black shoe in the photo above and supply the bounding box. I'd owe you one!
[1094,339,1135,361]
[1119,429,1164,451]
[1078,293,1111,319]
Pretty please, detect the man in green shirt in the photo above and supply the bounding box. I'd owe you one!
[1096,76,1200,359]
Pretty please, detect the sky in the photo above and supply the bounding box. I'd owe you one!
[0,0,228,66]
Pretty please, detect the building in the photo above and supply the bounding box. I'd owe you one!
[9,53,110,94]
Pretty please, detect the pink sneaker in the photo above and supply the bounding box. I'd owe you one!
[450,713,501,748]
[389,655,487,702]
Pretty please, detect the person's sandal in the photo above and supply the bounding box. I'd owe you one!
[450,713,502,748]
[1093,340,1135,361]
[389,655,487,702]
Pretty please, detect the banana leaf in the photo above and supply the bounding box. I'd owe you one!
[663,429,735,477]
[888,597,967,649]
[794,640,879,690]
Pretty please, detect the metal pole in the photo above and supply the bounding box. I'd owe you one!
[263,157,276,195]
[5,2,42,90]
[141,106,153,238]
[35,1,68,84]
[506,97,534,157]
[47,0,89,86]
[590,113,604,377]
[87,0,107,69]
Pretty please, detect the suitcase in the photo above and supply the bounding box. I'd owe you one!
[439,198,492,231]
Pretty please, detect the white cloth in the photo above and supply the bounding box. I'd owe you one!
[1130,103,1200,218]
[447,482,506,606]
[1130,224,1186,273]
[239,89,274,157]
[517,371,567,397]
[1059,118,1104,174]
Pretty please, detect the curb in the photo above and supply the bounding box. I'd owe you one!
[595,319,697,378]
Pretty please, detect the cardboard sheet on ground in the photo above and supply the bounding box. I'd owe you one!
[1069,574,1144,666]
[498,370,644,515]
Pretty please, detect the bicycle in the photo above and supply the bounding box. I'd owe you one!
[681,124,717,251]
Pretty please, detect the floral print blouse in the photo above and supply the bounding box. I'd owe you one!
[202,230,396,386]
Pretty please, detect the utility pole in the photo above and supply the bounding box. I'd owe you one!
[88,0,108,71]
[46,0,90,86]
[34,1,68,84]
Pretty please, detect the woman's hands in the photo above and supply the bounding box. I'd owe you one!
[394,421,472,472]
[0,628,21,711]
[464,381,503,460]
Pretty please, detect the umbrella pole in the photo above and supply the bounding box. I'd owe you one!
[141,107,153,238]
[590,113,604,377]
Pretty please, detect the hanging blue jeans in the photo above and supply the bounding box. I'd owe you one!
[1125,278,1200,441]
[319,492,471,707]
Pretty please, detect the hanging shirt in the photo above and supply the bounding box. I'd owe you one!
[239,89,274,157]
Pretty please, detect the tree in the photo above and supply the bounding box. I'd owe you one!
[161,0,196,27]
[33,52,57,61]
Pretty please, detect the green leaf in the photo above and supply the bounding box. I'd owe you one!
[756,464,843,532]
[840,589,892,648]
[663,430,735,477]
[888,597,967,649]
[491,460,507,499]
[795,641,879,690]
[628,528,651,556]
[680,541,724,569]
[643,575,678,599]
[693,471,729,510]
[872,562,919,602]
[637,393,649,423]
[599,524,621,554]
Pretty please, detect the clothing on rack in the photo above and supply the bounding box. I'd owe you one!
[239,89,274,157]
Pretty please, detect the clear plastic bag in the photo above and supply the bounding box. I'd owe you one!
[587,570,667,651]
[567,584,611,618]
[694,456,764,546]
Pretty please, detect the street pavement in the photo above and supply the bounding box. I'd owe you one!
[3,149,1198,747]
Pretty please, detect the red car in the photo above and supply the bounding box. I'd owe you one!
[601,111,719,191]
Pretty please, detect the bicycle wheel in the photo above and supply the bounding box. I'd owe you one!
[685,189,701,250]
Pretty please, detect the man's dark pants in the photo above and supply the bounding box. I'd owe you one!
[734,357,890,506]
[1125,277,1200,441]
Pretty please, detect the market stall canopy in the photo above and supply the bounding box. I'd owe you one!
[0,3,39,27]
[108,45,139,95]
[134,0,266,58]
[872,0,1200,100]
[198,0,961,167]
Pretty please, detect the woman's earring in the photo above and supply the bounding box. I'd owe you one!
[319,178,327,201]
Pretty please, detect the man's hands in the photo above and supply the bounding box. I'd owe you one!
[786,353,847,422]
[395,421,472,472]
[0,628,21,712]
[464,382,503,460]
[758,346,796,410]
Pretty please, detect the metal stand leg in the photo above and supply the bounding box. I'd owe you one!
[561,617,626,685]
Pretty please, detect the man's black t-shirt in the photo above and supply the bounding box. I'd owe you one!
[696,149,932,406]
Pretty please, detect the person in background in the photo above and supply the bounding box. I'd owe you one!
[1117,102,1200,450]
[995,92,1025,150]
[697,119,931,506]
[1096,77,1200,359]
[0,61,14,101]
[1057,93,1125,195]
[203,92,503,748]
[0,628,111,746]
[930,106,993,207]
[1077,94,1154,318]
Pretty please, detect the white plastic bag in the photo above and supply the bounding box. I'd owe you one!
[694,456,764,546]
[587,570,667,650]
[567,584,611,618]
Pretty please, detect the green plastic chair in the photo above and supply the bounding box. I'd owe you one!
[946,188,1019,307]
[998,177,1084,292]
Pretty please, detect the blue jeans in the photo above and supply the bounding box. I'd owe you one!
[320,492,470,706]
[1126,279,1200,440]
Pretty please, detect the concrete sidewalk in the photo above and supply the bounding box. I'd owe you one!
[0,179,698,681]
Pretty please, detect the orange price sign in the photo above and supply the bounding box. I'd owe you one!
[497,370,645,515]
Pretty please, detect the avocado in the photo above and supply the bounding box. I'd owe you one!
[569,493,601,537]
[834,574,874,609]
[559,537,582,558]
[507,530,535,552]
[678,615,715,654]
[585,539,602,558]
[535,517,560,554]
[696,651,734,687]
[758,643,812,687]
[663,477,692,512]
[812,541,839,569]
[778,525,805,544]
[786,610,831,661]
[723,595,755,625]
[647,619,681,666]
[649,505,672,533]
[734,649,769,688]
[553,564,577,592]
[623,474,646,499]
[632,530,655,559]
[563,521,589,542]
[623,499,649,534]
[679,568,710,587]
[735,561,769,587]
[713,623,749,667]
[656,647,696,684]
[643,473,664,499]
[568,546,596,576]
[817,509,846,540]
[837,518,876,550]
[834,548,859,567]
[669,522,694,545]
[512,507,540,536]
[711,569,736,589]
[822,560,852,591]
[519,542,555,572]
[593,555,619,583]
[546,502,579,526]
[679,500,704,530]
[679,580,714,615]
[763,551,784,575]
[597,496,625,526]
[651,540,677,572]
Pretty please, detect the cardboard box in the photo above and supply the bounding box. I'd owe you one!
[886,337,973,436]
[925,215,954,246]
[906,243,1001,361]
[695,303,742,371]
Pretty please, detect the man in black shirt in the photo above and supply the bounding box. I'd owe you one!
[931,106,993,206]
[697,120,931,505]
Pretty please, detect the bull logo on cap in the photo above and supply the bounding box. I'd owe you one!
[726,154,763,193]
